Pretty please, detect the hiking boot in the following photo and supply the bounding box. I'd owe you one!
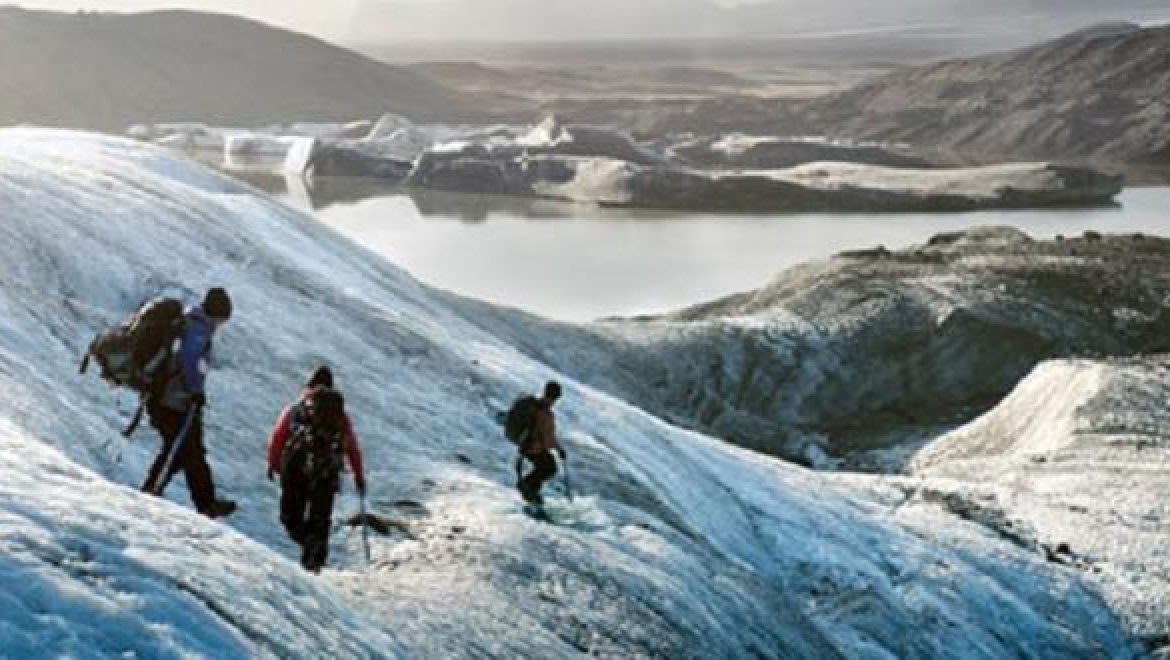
[522,502,550,521]
[204,499,237,519]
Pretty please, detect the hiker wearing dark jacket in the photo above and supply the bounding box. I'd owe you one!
[267,367,366,573]
[141,287,236,519]
[519,381,565,506]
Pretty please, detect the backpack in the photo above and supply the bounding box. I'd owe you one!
[504,395,540,450]
[80,297,186,436]
[81,297,185,393]
[281,387,347,488]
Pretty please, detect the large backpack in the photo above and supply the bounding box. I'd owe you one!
[81,297,185,392]
[504,395,540,450]
[280,387,347,489]
[80,297,186,435]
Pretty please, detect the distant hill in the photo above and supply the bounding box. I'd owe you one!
[805,22,1170,171]
[0,8,510,131]
[348,0,1170,46]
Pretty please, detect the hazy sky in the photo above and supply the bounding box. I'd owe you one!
[9,0,1170,42]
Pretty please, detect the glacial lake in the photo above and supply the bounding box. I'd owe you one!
[274,181,1170,322]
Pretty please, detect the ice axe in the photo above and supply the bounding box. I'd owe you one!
[358,492,371,563]
[560,451,573,503]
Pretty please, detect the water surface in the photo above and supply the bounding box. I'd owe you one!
[301,185,1170,322]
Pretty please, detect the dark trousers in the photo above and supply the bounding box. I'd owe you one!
[280,474,337,572]
[519,450,557,504]
[142,404,216,514]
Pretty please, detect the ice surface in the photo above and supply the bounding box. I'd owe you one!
[0,128,1140,656]
[0,417,401,657]
[912,357,1170,641]
[132,118,1119,211]
[222,133,316,173]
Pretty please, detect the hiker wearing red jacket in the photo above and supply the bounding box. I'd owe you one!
[267,367,365,572]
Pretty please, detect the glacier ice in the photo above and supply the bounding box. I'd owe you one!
[0,128,1142,657]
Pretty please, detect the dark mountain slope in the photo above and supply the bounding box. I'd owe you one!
[0,8,508,131]
[805,23,1170,169]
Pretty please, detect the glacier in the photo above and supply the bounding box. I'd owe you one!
[0,128,1143,656]
[133,116,1123,213]
[912,357,1170,645]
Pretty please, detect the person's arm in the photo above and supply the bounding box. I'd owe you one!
[549,413,564,455]
[266,406,293,475]
[342,414,366,492]
[534,409,561,452]
[178,315,211,394]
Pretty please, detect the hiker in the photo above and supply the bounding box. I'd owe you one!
[141,287,236,518]
[266,367,366,573]
[517,381,565,507]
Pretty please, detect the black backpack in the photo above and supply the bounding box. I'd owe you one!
[281,387,347,488]
[504,395,540,449]
[81,297,185,392]
[80,297,186,435]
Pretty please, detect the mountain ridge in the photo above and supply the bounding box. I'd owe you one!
[805,22,1170,167]
[619,22,1170,180]
[0,8,509,131]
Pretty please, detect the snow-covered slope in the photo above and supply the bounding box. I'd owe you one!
[0,129,1139,656]
[0,426,399,656]
[911,357,1170,645]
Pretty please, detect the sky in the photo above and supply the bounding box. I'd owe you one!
[8,0,1170,43]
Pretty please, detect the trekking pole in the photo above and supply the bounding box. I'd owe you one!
[150,404,199,496]
[358,492,372,563]
[561,454,573,503]
[121,397,148,438]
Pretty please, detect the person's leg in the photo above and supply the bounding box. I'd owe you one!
[518,454,538,502]
[280,474,309,545]
[520,451,557,504]
[141,406,182,494]
[302,481,337,572]
[532,451,557,498]
[178,416,217,514]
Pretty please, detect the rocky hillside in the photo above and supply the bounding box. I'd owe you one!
[463,229,1170,465]
[0,8,508,131]
[631,23,1170,180]
[804,22,1170,174]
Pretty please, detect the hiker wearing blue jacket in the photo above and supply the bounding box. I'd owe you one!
[141,287,236,518]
